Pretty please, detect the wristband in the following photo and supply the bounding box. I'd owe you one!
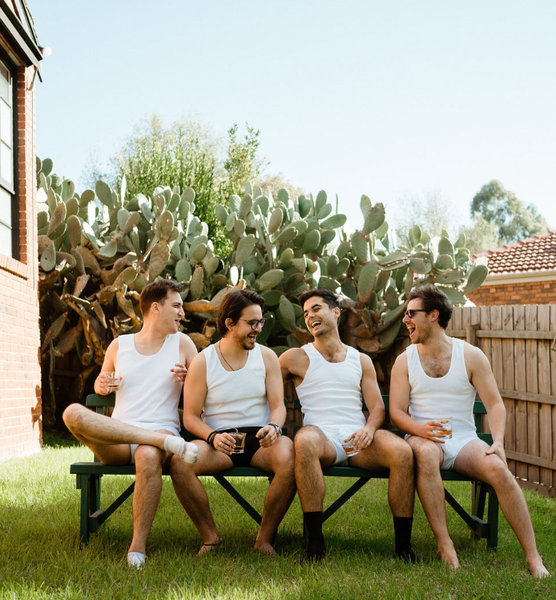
[268,423,282,436]
[207,431,217,448]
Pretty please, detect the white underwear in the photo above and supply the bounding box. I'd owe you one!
[406,432,479,470]
[127,422,181,464]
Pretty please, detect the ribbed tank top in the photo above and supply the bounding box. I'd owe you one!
[296,343,366,431]
[406,338,476,436]
[202,343,270,429]
[112,333,181,431]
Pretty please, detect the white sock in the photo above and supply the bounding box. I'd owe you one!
[164,436,199,464]
[127,552,146,569]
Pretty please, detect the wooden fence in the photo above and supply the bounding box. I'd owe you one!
[447,305,556,497]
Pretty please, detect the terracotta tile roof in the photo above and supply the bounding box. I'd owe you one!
[472,232,556,274]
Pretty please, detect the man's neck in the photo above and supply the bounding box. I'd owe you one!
[135,321,170,351]
[312,330,345,360]
[220,334,249,358]
[417,328,451,357]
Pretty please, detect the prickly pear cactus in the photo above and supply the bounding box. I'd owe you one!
[37,156,487,426]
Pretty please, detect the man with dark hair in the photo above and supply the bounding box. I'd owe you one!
[170,289,296,555]
[63,279,199,569]
[280,289,416,562]
[390,285,548,577]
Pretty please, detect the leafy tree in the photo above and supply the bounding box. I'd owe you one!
[220,124,267,200]
[470,180,548,243]
[393,190,459,241]
[459,214,500,255]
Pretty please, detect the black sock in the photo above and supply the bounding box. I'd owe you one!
[393,516,415,562]
[303,512,326,561]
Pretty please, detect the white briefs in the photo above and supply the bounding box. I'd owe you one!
[126,421,181,464]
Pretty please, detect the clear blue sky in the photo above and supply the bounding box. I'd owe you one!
[30,1,556,232]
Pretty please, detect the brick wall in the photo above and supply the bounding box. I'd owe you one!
[469,280,556,306]
[0,63,41,462]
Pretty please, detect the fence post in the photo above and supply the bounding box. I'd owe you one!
[466,323,480,347]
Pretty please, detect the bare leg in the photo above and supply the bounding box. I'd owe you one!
[250,436,296,554]
[170,441,233,555]
[294,426,337,560]
[128,440,172,555]
[407,436,459,568]
[294,425,337,512]
[349,430,415,517]
[63,403,169,464]
[454,439,549,578]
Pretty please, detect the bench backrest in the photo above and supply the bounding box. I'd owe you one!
[85,393,492,444]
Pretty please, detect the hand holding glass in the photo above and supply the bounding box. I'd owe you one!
[339,426,359,457]
[105,372,121,392]
[433,417,452,440]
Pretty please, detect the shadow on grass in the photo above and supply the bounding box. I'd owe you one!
[42,432,81,449]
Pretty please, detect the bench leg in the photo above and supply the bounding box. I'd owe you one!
[486,486,499,550]
[76,473,101,545]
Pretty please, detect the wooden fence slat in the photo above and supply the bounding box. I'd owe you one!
[501,306,516,475]
[536,305,552,488]
[480,306,492,435]
[550,305,556,489]
[525,305,540,484]
[449,330,556,340]
[514,306,528,480]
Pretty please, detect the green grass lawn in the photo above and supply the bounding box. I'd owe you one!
[1,438,555,600]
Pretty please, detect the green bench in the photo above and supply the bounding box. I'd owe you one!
[69,394,499,548]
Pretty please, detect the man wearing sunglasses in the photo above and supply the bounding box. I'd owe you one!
[390,284,548,577]
[170,289,295,555]
[280,289,416,562]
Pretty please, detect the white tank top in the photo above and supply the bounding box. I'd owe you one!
[202,343,270,429]
[296,343,366,432]
[112,333,181,431]
[406,338,476,436]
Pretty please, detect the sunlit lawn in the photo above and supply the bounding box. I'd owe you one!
[1,436,555,599]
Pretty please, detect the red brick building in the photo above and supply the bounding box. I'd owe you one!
[0,1,43,461]
[469,232,556,306]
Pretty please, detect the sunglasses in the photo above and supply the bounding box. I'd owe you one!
[403,309,428,319]
[239,318,266,330]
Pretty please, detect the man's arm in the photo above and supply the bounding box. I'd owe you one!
[389,353,447,442]
[182,353,212,440]
[467,344,507,464]
[93,339,119,396]
[350,354,385,450]
[258,346,286,447]
[279,347,309,387]
[170,333,198,383]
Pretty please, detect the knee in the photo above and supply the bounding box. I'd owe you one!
[271,437,295,473]
[483,457,512,488]
[134,445,163,476]
[169,453,196,479]
[294,427,321,457]
[413,443,441,471]
[62,403,85,430]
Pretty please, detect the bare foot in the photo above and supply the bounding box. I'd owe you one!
[197,539,223,556]
[254,541,277,556]
[528,559,550,578]
[438,543,459,570]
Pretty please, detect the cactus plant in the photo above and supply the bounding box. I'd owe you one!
[37,156,487,427]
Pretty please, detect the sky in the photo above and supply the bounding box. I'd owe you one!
[30,1,556,234]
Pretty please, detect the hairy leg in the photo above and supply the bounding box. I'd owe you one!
[170,441,233,555]
[454,439,549,578]
[63,403,169,464]
[406,435,459,569]
[128,437,172,555]
[250,436,296,554]
[294,425,337,512]
[349,430,415,517]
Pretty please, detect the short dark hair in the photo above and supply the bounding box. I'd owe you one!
[217,289,265,337]
[408,284,453,329]
[140,279,185,316]
[298,289,340,311]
